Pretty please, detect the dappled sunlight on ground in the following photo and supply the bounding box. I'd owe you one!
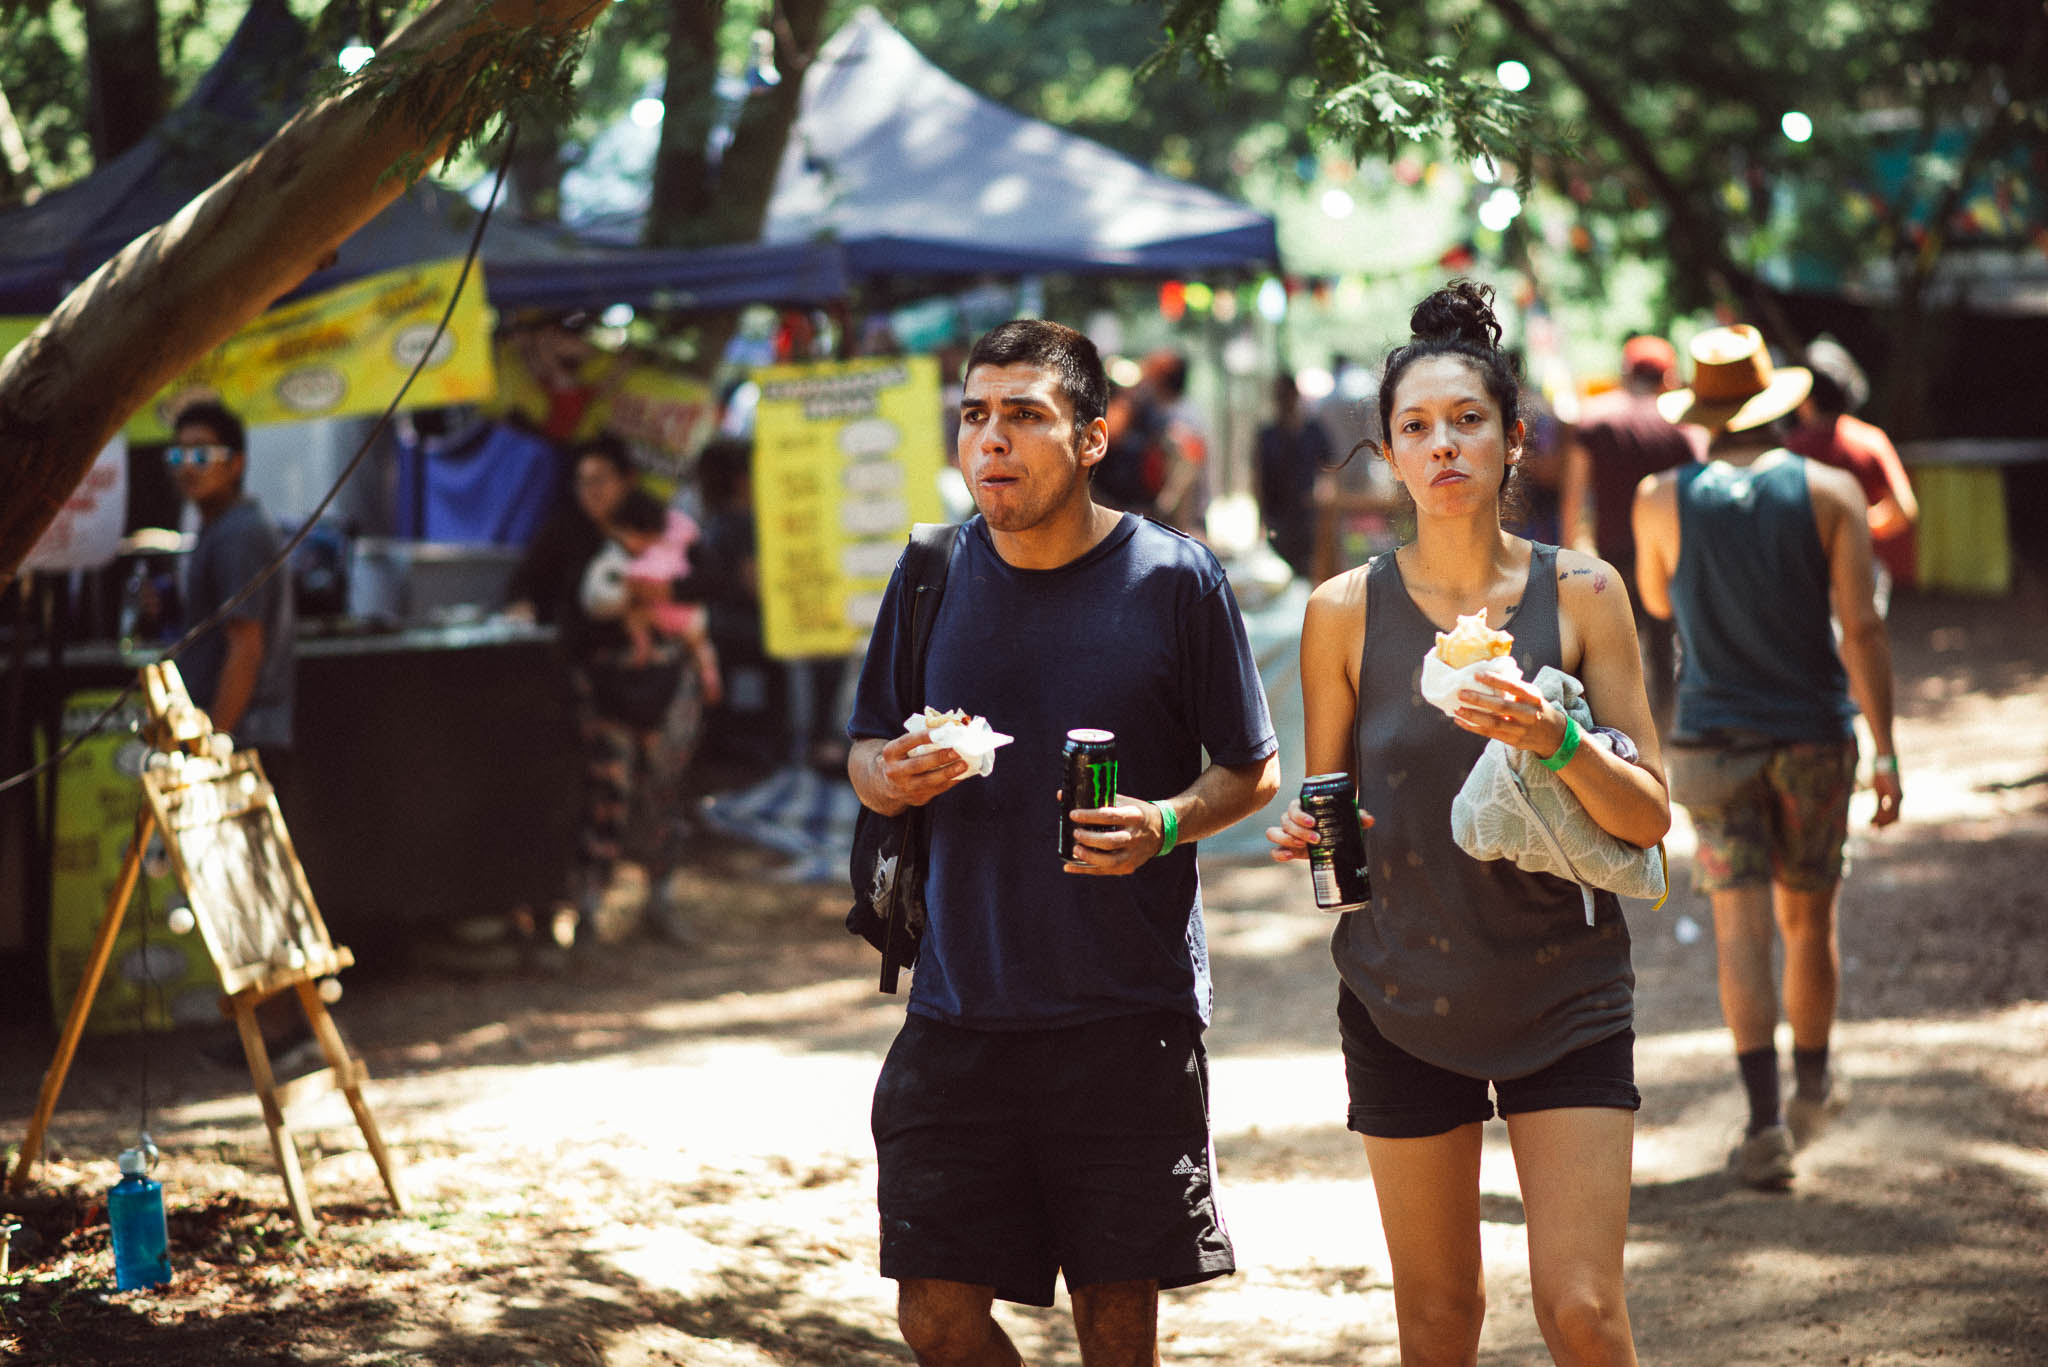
[4,589,2044,1363]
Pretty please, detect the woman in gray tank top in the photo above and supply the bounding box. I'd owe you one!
[1268,283,1670,1366]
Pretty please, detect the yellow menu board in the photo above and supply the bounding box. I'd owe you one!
[751,356,948,659]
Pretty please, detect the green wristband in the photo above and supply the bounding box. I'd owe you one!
[1540,714,1582,772]
[1155,800,1180,856]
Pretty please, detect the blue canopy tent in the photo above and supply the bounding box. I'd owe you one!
[564,7,1280,283]
[0,0,847,317]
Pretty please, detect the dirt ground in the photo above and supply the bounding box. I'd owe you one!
[4,583,2047,1366]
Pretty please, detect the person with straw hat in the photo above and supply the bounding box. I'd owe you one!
[1631,324,1902,1190]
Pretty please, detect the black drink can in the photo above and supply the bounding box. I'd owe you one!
[1059,729,1118,859]
[1300,772,1371,911]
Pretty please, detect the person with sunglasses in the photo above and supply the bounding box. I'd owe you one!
[166,400,296,767]
[169,399,316,1071]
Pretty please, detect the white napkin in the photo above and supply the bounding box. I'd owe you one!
[903,711,1014,778]
[1419,651,1525,720]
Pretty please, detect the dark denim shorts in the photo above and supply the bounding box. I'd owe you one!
[872,1009,1235,1307]
[1338,984,1640,1139]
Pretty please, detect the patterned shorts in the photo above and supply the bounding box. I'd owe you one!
[1668,737,1858,893]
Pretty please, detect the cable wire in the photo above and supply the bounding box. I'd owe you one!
[0,126,519,797]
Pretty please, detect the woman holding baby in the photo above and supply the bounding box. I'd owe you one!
[1268,281,1668,1366]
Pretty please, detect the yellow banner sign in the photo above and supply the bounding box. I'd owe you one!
[3,257,496,444]
[487,327,715,488]
[752,356,948,659]
[45,690,217,1034]
[0,316,33,364]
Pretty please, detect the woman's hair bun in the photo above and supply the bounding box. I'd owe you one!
[1409,279,1502,351]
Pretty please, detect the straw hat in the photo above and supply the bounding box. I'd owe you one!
[1657,325,1812,432]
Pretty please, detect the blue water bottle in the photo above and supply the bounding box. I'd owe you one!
[109,1145,171,1291]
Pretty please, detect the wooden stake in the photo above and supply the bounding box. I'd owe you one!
[230,998,319,1237]
[296,977,406,1213]
[5,808,152,1194]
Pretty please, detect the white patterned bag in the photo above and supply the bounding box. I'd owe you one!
[1449,665,1667,923]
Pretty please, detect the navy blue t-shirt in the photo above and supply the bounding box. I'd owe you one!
[849,513,1276,1031]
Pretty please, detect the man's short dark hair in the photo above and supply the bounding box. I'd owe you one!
[696,436,752,509]
[611,487,668,537]
[171,399,246,452]
[964,319,1109,443]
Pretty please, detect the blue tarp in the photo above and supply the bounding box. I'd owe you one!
[392,420,560,545]
[0,0,846,315]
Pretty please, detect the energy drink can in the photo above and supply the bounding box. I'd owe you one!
[1300,772,1371,911]
[1059,729,1118,859]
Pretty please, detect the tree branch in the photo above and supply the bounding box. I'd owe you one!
[1484,0,1800,344]
[0,0,610,589]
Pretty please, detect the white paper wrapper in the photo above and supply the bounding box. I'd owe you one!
[903,711,1014,778]
[1419,650,1524,720]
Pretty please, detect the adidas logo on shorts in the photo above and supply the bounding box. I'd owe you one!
[1172,1154,1201,1176]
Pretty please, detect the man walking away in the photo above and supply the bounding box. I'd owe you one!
[1632,325,1902,1190]
[1786,336,1919,616]
[1561,334,1703,736]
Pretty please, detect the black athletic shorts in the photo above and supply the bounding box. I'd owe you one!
[1338,984,1640,1139]
[871,1009,1235,1307]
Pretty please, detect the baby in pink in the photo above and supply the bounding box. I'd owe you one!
[612,501,722,705]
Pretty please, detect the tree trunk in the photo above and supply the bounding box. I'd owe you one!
[509,118,567,220]
[82,0,169,163]
[712,0,828,243]
[0,77,39,206]
[0,0,611,590]
[647,0,726,249]
[644,0,831,372]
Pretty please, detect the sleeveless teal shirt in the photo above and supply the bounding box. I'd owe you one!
[1671,454,1857,742]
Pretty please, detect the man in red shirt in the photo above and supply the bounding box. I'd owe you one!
[1561,334,1704,735]
[1785,338,1918,612]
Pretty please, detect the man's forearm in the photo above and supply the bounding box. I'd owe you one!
[1840,617,1897,756]
[1157,755,1280,845]
[848,737,906,816]
[211,627,263,734]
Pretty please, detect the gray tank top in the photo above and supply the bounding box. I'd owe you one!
[1330,544,1634,1079]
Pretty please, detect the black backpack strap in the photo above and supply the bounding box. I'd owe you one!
[904,521,960,709]
[878,521,960,992]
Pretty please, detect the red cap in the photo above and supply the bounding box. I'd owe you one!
[1622,335,1678,382]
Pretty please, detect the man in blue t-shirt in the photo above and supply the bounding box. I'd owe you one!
[848,319,1278,1363]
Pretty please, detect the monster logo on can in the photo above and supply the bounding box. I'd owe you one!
[1058,729,1118,860]
[1300,772,1371,911]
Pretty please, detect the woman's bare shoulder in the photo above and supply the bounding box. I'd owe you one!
[1306,561,1374,624]
[1303,561,1374,659]
[1552,546,1630,611]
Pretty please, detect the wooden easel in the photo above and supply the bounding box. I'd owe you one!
[6,664,405,1236]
